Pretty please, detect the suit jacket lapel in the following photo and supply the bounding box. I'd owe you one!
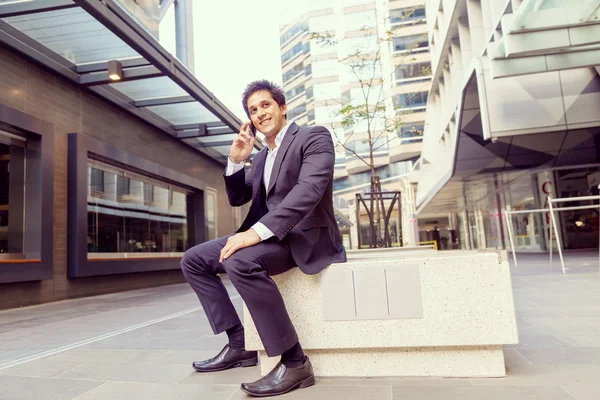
[267,122,298,196]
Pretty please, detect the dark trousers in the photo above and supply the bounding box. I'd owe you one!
[181,235,298,357]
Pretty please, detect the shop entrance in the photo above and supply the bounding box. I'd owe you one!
[555,167,600,250]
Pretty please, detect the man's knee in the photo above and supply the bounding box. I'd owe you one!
[180,242,212,274]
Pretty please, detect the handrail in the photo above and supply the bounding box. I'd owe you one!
[419,240,438,250]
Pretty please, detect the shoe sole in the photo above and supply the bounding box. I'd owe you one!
[192,357,259,373]
[240,375,316,397]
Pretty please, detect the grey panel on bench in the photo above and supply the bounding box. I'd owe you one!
[321,264,423,321]
[387,266,423,319]
[320,268,356,320]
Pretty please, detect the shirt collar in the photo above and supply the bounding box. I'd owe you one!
[270,121,291,153]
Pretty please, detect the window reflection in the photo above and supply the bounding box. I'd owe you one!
[0,142,11,254]
[0,138,25,255]
[87,162,189,257]
[205,189,217,241]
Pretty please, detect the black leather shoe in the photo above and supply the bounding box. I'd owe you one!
[192,345,258,372]
[240,357,315,397]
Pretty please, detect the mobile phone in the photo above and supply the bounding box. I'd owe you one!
[248,121,256,136]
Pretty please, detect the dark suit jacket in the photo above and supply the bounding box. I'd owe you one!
[224,122,347,274]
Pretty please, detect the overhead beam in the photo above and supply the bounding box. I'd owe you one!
[79,65,163,86]
[177,125,208,139]
[76,57,150,73]
[207,127,236,135]
[198,140,233,148]
[0,0,77,18]
[135,95,195,108]
[158,0,175,23]
[174,122,226,130]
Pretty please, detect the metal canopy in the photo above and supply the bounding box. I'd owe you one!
[0,0,262,162]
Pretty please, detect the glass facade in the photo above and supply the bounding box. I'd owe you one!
[448,166,600,252]
[87,162,189,256]
[555,168,600,250]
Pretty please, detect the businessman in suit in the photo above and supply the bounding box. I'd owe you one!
[180,80,347,397]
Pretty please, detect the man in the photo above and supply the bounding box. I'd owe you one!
[180,80,347,397]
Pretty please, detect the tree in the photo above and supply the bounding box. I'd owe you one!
[310,13,431,248]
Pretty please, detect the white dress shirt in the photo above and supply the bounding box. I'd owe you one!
[225,122,292,241]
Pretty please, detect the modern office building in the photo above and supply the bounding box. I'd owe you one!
[414,0,600,252]
[0,0,256,309]
[278,0,432,247]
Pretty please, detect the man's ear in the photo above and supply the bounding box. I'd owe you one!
[281,104,287,117]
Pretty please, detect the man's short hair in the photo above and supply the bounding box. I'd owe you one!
[242,80,286,119]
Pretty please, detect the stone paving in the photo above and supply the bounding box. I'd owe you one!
[0,251,599,399]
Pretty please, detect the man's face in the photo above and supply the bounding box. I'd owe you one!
[247,90,287,139]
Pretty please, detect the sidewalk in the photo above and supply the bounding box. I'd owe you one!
[0,252,599,399]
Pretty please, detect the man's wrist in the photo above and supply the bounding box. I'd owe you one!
[228,155,245,164]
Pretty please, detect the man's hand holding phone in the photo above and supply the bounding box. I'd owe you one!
[229,122,256,163]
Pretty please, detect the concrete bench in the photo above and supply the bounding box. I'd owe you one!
[243,250,518,378]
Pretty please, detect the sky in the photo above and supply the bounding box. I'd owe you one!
[159,0,310,121]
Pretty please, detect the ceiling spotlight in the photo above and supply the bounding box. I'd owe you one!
[108,60,122,81]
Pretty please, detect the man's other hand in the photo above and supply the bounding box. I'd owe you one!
[220,229,261,262]
[229,122,256,163]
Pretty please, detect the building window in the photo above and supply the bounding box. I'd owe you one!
[393,35,429,52]
[0,135,26,256]
[395,91,429,109]
[282,42,309,64]
[390,7,426,24]
[87,161,190,256]
[0,142,12,254]
[304,64,312,76]
[333,161,413,191]
[283,63,304,83]
[287,104,307,120]
[0,134,26,257]
[400,124,424,137]
[205,188,217,241]
[395,62,431,82]
[280,21,308,45]
[286,85,306,100]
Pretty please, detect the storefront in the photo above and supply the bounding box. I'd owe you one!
[0,1,255,309]
[449,166,600,253]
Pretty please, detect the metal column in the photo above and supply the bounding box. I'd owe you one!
[174,0,194,72]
